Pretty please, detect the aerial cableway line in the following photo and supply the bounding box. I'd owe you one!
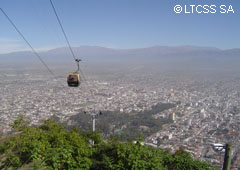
[49,0,87,87]
[0,8,64,88]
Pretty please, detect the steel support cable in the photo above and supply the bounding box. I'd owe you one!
[49,0,76,61]
[0,8,65,88]
[49,0,87,83]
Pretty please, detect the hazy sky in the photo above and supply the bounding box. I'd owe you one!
[0,0,240,53]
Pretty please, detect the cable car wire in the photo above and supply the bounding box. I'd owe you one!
[49,0,87,83]
[49,0,76,61]
[0,8,64,88]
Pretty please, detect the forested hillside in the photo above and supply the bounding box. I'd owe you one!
[68,103,175,140]
[0,116,217,169]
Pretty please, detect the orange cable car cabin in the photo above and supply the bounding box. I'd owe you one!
[67,72,80,87]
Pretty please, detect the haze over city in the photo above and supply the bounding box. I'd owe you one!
[0,0,240,169]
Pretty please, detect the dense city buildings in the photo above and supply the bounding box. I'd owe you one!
[0,65,239,169]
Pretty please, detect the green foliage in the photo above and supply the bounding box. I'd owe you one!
[80,130,103,145]
[92,141,167,170]
[163,149,213,170]
[0,118,215,170]
[10,114,30,132]
[0,119,92,169]
[136,134,145,142]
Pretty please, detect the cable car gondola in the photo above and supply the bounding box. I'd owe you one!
[67,72,80,87]
[67,59,81,87]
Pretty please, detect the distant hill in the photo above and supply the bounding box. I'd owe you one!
[0,46,239,64]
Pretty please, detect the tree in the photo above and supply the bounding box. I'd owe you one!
[10,114,30,132]
[0,118,216,170]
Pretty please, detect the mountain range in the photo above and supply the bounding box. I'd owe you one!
[0,46,239,67]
